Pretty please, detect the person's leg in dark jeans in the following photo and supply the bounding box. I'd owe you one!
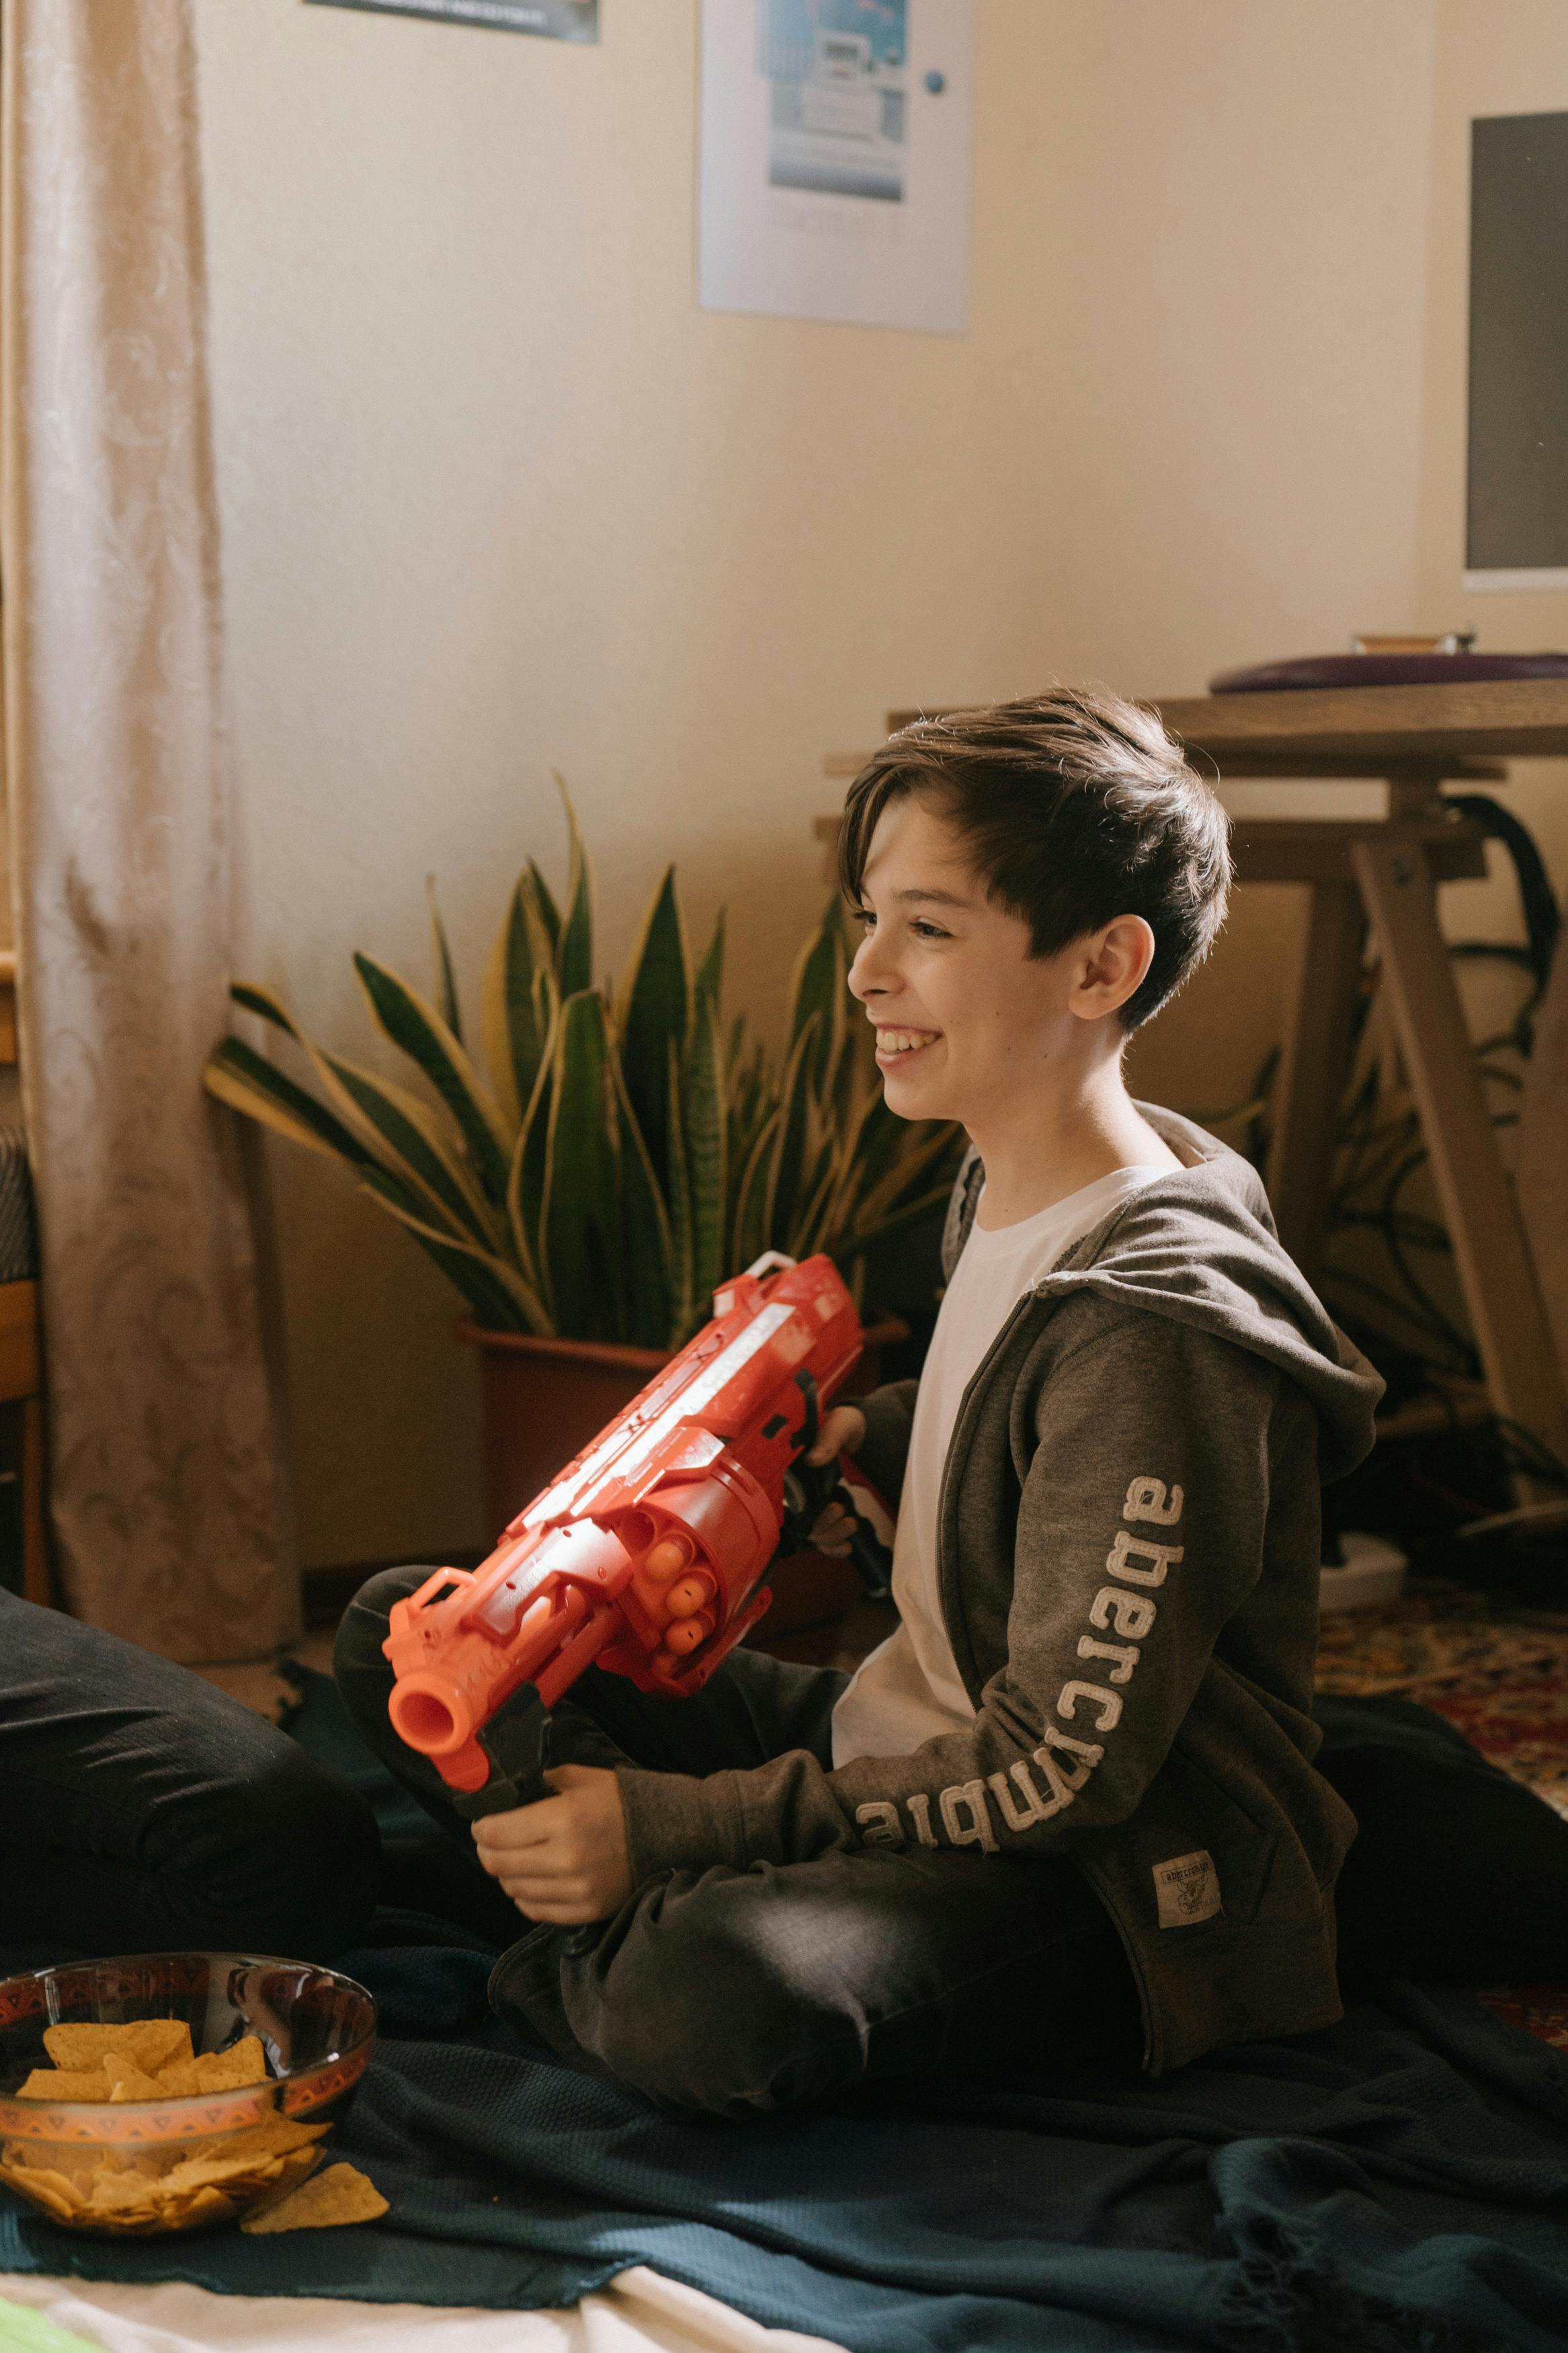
[0,1592,380,1962]
[337,1564,1143,2114]
[528,1840,1143,2117]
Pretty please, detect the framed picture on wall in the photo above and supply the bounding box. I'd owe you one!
[698,0,972,331]
[304,0,599,39]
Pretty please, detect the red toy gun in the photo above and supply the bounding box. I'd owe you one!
[382,1252,892,1818]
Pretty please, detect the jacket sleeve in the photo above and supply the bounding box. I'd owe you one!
[615,1314,1287,1878]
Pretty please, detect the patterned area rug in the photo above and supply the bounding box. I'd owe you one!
[1317,1578,1568,2052]
[1316,1579,1568,1819]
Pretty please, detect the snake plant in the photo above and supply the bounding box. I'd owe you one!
[204,790,961,1350]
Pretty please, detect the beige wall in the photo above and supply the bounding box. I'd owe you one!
[192,0,1558,1572]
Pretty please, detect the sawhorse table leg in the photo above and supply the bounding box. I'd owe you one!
[1266,879,1365,1275]
[1352,833,1568,1470]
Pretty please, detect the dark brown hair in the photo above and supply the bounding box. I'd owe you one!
[837,686,1231,1031]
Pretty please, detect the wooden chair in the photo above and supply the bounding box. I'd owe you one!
[0,948,50,1606]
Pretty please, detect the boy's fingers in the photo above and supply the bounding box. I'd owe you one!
[472,1796,569,1854]
[808,1502,854,1557]
[803,1405,866,1465]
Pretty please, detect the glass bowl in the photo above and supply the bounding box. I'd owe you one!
[0,1951,376,2237]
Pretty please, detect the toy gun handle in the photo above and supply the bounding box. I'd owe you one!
[450,1683,550,1819]
[778,1375,893,1601]
[781,1453,894,1600]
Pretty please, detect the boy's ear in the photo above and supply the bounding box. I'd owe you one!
[1067,916,1156,1021]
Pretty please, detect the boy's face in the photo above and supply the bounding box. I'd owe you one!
[845,792,1124,1130]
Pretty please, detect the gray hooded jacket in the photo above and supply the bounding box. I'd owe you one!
[616,1107,1385,2073]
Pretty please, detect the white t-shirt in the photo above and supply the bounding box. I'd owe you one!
[831,1164,1167,1767]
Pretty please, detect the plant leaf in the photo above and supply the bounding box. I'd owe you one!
[611,1055,677,1351]
[665,1042,695,1341]
[226,981,492,1244]
[427,875,462,1045]
[616,865,688,1185]
[683,978,728,1312]
[553,773,593,999]
[482,879,555,1131]
[731,1107,780,1275]
[694,907,725,1016]
[321,1052,501,1251]
[788,900,848,1095]
[506,1019,556,1320]
[353,953,513,1205]
[527,859,561,958]
[843,1117,963,1238]
[788,1148,843,1262]
[763,1014,819,1250]
[366,1176,550,1334]
[538,989,619,1341]
[831,1179,958,1265]
[204,1039,374,1168]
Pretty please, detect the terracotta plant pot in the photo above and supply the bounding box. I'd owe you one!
[457,1311,909,1646]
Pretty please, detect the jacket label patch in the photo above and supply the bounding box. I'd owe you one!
[1153,1849,1221,1927]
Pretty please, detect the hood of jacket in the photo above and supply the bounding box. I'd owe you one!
[940,1104,1384,1483]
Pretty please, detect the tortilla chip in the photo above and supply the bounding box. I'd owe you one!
[17,2067,110,2102]
[105,2058,167,2103]
[261,2145,324,2203]
[153,2057,204,2096]
[176,2183,238,2227]
[43,2020,192,2074]
[86,2169,162,2215]
[2,2159,79,2202]
[219,2114,329,2158]
[5,2167,77,2223]
[160,2151,269,2193]
[192,2036,267,2091]
[239,2160,386,2233]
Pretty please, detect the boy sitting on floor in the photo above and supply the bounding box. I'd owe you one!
[337,687,1383,2117]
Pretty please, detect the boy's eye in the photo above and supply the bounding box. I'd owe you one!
[911,920,950,941]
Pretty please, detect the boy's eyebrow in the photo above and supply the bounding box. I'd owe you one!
[892,887,975,909]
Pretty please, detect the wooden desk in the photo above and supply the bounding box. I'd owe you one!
[825,679,1568,1467]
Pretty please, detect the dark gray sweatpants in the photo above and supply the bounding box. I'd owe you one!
[335,1565,1142,2118]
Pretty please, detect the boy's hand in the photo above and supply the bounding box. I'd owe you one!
[470,1764,632,1925]
[804,1404,866,1556]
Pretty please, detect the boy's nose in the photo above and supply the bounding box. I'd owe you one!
[847,938,890,1001]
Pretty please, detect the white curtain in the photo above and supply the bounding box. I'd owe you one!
[1,0,299,1660]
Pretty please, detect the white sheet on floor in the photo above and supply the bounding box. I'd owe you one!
[0,2269,845,2353]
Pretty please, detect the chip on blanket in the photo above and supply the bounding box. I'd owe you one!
[239,2161,387,2233]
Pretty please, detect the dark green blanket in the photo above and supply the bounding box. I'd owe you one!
[4,1677,1568,2350]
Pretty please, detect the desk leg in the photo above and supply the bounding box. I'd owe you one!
[1266,880,1364,1275]
[1351,835,1568,1468]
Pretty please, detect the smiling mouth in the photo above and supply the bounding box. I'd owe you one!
[874,1026,942,1064]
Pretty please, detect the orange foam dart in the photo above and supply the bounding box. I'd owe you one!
[383,1251,870,1794]
[630,1536,694,1620]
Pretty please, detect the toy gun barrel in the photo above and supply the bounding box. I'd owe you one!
[385,1522,717,1782]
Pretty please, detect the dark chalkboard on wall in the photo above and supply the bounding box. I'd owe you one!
[1467,111,1568,588]
[304,0,598,37]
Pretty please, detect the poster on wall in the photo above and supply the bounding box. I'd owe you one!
[304,0,598,38]
[698,0,971,331]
